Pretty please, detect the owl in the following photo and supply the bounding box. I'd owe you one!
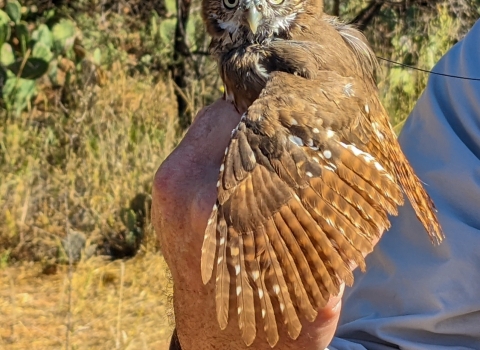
[199,0,444,347]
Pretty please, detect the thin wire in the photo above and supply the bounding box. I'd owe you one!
[377,56,480,81]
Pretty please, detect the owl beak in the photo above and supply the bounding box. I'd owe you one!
[246,6,262,34]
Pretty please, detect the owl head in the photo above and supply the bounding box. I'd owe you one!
[202,0,322,46]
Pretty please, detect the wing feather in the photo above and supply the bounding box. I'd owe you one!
[243,230,279,346]
[230,228,256,346]
[215,213,230,329]
[201,205,219,284]
[271,211,326,309]
[257,225,302,340]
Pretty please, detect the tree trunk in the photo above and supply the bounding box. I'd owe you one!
[172,0,192,131]
[332,0,340,17]
[350,1,384,31]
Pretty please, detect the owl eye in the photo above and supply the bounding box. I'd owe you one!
[223,0,239,9]
[268,0,284,4]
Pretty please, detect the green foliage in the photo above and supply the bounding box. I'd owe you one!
[0,1,86,116]
[5,0,21,24]
[0,249,10,269]
[74,8,178,74]
[69,1,221,124]
[0,63,177,262]
[331,0,468,130]
[0,9,11,48]
[377,4,460,128]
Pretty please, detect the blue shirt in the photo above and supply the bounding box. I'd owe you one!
[330,20,480,350]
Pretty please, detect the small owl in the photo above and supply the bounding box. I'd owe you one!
[200,0,444,347]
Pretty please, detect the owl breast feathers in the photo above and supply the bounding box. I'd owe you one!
[199,0,444,347]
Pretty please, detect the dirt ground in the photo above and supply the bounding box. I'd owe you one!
[0,252,173,350]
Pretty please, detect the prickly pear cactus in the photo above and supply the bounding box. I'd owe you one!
[0,0,84,115]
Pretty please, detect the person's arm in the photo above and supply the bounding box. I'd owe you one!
[152,99,344,349]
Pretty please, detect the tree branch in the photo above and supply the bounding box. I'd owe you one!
[349,1,385,31]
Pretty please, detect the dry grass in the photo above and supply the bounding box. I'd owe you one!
[0,251,174,349]
[1,62,178,261]
[0,60,178,349]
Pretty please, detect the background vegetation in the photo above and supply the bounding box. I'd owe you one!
[0,0,478,348]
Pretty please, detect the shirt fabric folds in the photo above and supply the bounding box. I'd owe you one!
[329,20,480,350]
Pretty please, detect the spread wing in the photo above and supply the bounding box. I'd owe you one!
[200,71,433,347]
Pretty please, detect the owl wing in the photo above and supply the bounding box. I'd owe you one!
[201,71,405,347]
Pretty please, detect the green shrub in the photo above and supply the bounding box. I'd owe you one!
[0,0,86,116]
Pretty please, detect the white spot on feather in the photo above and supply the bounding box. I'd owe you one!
[262,309,266,318]
[219,237,225,245]
[236,286,242,295]
[291,118,298,125]
[372,122,384,140]
[219,164,224,172]
[213,204,218,210]
[312,128,320,134]
[273,284,280,294]
[306,171,313,178]
[279,303,285,313]
[258,289,264,299]
[365,104,370,114]
[238,307,242,314]
[252,270,259,281]
[339,142,361,155]
[235,264,240,275]
[217,256,223,264]
[323,150,332,159]
[373,161,394,181]
[289,135,303,147]
[325,165,336,172]
[312,157,319,163]
[339,142,379,164]
[343,83,354,97]
[224,147,229,155]
[216,181,220,188]
[374,162,385,171]
[326,129,335,138]
[325,216,335,227]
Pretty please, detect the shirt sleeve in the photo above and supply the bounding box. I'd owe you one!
[329,19,480,350]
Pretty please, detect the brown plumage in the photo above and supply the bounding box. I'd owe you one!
[200,0,444,347]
